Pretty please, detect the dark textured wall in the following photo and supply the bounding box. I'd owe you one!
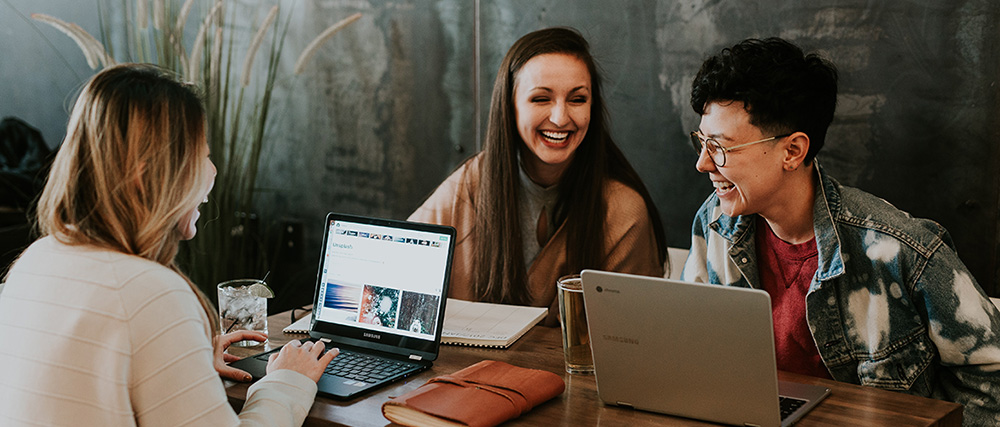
[253,1,477,310]
[475,0,1000,297]
[3,0,998,310]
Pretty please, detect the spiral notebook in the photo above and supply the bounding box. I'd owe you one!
[440,299,547,348]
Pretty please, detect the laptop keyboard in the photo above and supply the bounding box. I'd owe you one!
[323,349,418,383]
[256,347,418,384]
[779,396,808,420]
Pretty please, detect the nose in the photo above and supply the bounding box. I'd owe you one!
[548,101,569,127]
[694,145,717,173]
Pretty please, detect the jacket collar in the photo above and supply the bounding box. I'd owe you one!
[812,161,845,282]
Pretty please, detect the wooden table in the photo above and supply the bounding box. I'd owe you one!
[225,309,963,426]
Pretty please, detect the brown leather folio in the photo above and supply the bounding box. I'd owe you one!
[381,360,566,427]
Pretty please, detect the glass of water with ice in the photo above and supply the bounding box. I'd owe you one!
[217,279,272,347]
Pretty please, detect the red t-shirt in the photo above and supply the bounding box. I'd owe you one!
[755,217,831,379]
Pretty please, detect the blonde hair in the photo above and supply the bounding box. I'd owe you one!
[36,63,219,335]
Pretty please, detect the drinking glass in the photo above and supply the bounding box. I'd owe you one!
[557,274,594,375]
[218,279,268,347]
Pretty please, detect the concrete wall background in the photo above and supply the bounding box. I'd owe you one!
[3,0,998,310]
[253,1,476,306]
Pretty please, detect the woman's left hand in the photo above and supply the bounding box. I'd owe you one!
[214,330,268,382]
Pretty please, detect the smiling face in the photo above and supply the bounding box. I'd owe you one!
[695,101,788,218]
[514,53,591,186]
[177,140,216,240]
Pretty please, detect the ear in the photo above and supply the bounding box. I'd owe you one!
[782,132,810,171]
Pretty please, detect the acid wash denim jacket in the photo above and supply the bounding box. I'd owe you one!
[680,162,1000,426]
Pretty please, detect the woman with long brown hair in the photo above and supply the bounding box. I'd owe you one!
[0,63,336,426]
[410,27,666,325]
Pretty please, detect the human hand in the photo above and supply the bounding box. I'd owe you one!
[214,330,268,382]
[267,339,339,383]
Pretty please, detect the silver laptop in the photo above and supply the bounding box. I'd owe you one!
[230,213,455,400]
[581,270,830,427]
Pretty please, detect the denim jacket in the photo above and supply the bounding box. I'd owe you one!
[681,163,1000,425]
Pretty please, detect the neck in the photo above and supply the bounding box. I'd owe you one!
[760,164,817,244]
[520,154,567,188]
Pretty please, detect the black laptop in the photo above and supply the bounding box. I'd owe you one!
[229,212,456,400]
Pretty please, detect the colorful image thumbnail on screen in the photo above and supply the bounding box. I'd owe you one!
[359,284,399,328]
[323,282,361,312]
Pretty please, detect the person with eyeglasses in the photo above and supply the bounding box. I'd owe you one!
[680,37,1000,425]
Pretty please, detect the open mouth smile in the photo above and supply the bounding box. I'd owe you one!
[713,180,735,195]
[540,130,570,144]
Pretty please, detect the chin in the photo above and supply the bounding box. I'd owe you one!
[538,149,576,167]
[718,202,743,218]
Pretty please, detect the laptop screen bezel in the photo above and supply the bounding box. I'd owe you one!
[308,212,455,361]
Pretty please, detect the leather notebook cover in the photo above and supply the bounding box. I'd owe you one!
[382,360,565,427]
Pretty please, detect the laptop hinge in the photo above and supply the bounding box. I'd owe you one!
[744,424,761,427]
[408,354,423,361]
[615,401,634,409]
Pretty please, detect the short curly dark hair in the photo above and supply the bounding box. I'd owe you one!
[690,38,838,163]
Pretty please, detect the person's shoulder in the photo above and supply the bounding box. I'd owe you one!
[409,153,483,223]
[424,153,482,199]
[831,181,948,247]
[602,179,647,216]
[463,152,484,171]
[12,236,173,287]
[6,236,189,319]
[442,153,482,184]
[45,238,192,309]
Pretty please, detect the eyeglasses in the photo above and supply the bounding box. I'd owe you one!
[689,131,792,167]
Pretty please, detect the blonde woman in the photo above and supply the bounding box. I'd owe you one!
[0,64,337,426]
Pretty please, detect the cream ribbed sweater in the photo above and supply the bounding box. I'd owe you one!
[0,236,316,426]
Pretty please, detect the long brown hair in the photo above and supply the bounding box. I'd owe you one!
[474,27,667,304]
[35,63,219,335]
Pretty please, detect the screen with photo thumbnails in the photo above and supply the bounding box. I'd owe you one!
[315,220,451,341]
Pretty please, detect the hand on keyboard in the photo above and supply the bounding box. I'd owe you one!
[267,339,340,382]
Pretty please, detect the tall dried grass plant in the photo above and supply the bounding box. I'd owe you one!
[31,0,360,300]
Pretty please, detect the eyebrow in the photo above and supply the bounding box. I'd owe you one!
[700,131,731,142]
[526,85,590,93]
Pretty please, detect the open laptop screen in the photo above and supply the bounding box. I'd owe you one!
[311,213,454,357]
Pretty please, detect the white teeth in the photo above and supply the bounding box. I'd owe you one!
[541,130,569,142]
[712,181,734,190]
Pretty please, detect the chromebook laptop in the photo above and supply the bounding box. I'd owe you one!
[230,213,455,400]
[581,270,830,427]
